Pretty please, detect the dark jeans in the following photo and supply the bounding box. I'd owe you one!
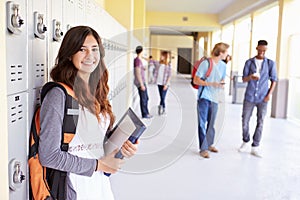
[158,85,168,108]
[242,100,268,147]
[197,98,218,151]
[138,85,149,117]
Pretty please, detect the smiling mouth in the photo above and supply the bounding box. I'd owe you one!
[82,61,95,65]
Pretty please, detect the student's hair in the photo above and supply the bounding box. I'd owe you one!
[50,26,115,128]
[211,42,230,57]
[159,51,170,65]
[258,40,268,46]
[136,46,143,54]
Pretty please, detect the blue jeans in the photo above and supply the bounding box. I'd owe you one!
[197,98,218,151]
[158,85,168,108]
[242,100,268,147]
[138,85,149,117]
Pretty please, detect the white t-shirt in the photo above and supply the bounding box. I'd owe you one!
[68,107,114,200]
[156,64,166,85]
[255,58,263,74]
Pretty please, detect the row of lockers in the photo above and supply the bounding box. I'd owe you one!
[4,0,134,199]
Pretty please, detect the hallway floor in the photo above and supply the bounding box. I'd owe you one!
[110,74,300,200]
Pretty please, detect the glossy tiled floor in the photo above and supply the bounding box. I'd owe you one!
[110,75,300,200]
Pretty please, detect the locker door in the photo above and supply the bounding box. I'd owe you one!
[7,93,28,199]
[6,0,28,95]
[75,0,86,26]
[6,1,28,199]
[28,0,48,89]
[48,0,64,76]
[63,0,75,31]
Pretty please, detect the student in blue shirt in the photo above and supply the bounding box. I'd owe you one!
[238,40,277,157]
[193,42,229,158]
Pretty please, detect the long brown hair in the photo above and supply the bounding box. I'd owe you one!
[50,26,115,128]
[159,51,170,65]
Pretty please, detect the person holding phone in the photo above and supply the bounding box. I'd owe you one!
[238,40,277,157]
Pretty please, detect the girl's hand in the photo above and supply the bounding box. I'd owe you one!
[97,149,125,173]
[121,140,138,158]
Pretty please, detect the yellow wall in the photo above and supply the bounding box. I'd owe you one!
[133,0,146,43]
[146,11,220,28]
[0,2,9,199]
[134,0,145,29]
[105,0,133,30]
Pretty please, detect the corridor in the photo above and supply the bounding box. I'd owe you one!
[111,74,300,200]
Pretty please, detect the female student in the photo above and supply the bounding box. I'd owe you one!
[153,51,172,115]
[39,26,137,199]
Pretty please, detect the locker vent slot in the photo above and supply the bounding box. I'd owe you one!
[10,64,23,83]
[10,102,25,124]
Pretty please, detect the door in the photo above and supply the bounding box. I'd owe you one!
[177,48,192,74]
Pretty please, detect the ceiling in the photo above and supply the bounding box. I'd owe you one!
[145,0,237,35]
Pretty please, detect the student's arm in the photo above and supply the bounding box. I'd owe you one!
[39,88,96,176]
[242,60,259,82]
[134,67,145,90]
[264,81,276,102]
[39,88,123,175]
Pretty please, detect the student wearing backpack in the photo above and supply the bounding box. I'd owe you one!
[193,42,229,158]
[238,40,277,157]
[38,26,138,200]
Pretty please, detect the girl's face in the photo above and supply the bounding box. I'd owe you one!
[72,34,100,81]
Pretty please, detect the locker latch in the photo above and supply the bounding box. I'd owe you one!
[34,12,47,39]
[6,1,24,34]
[9,159,25,191]
[53,19,63,42]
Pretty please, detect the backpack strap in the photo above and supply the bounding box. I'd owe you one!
[41,81,79,150]
[40,82,79,199]
[198,58,213,99]
[204,58,213,78]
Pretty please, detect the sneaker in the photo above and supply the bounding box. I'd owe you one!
[143,114,153,119]
[158,105,162,115]
[251,147,262,158]
[238,142,248,152]
[199,150,210,158]
[161,108,166,115]
[208,146,218,153]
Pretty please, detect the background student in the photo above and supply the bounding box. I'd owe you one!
[133,46,153,119]
[153,51,172,115]
[193,42,229,158]
[238,40,277,157]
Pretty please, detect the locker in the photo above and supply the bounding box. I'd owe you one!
[6,0,28,95]
[63,0,75,31]
[28,0,48,89]
[47,0,64,76]
[7,92,28,199]
[75,0,86,25]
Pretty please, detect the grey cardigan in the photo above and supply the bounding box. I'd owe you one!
[38,87,97,199]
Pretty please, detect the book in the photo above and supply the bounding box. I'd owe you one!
[103,107,146,176]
